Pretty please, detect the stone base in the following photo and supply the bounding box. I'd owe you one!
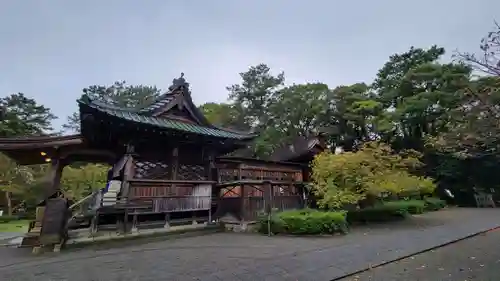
[223,221,258,233]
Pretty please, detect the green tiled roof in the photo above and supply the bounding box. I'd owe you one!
[78,95,255,140]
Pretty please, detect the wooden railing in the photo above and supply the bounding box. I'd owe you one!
[244,195,302,221]
[217,165,303,183]
[126,179,214,213]
[214,180,304,222]
[69,190,102,213]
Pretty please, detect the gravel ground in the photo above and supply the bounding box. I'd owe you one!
[341,229,500,281]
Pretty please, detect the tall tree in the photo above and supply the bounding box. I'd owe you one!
[0,93,56,137]
[372,46,472,150]
[64,81,161,132]
[328,83,381,150]
[262,83,336,154]
[198,102,246,130]
[456,22,500,76]
[373,46,446,106]
[227,64,285,130]
[269,83,331,137]
[432,23,500,158]
[226,64,286,157]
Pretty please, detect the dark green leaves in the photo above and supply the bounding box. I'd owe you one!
[0,93,56,137]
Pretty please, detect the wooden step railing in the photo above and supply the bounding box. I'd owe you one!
[67,190,102,225]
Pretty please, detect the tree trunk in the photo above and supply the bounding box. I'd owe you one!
[5,191,12,216]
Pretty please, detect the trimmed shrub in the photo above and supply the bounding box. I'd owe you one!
[424,197,447,211]
[0,215,20,223]
[384,200,426,215]
[346,204,409,224]
[258,209,348,235]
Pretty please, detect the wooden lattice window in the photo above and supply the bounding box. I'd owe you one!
[178,164,206,181]
[218,168,239,182]
[134,160,171,180]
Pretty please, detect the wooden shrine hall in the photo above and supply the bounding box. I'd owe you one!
[0,74,310,251]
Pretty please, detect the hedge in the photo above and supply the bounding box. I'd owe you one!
[347,199,445,224]
[384,198,446,214]
[0,215,21,223]
[424,197,447,211]
[384,200,426,215]
[346,203,410,224]
[258,209,349,235]
[258,198,447,235]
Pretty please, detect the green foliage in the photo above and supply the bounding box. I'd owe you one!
[64,81,161,132]
[346,203,410,224]
[227,63,285,129]
[226,63,285,157]
[0,153,36,215]
[0,93,56,137]
[258,209,348,235]
[384,200,426,215]
[430,77,500,159]
[198,102,246,130]
[424,197,447,211]
[0,219,29,232]
[61,164,109,200]
[0,215,20,223]
[310,142,436,209]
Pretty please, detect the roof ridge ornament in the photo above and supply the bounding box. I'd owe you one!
[168,72,190,91]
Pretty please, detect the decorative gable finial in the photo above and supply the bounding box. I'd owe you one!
[168,72,189,91]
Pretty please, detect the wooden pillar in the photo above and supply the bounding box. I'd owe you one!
[240,184,246,222]
[263,181,273,236]
[263,181,273,214]
[205,149,215,181]
[45,156,64,197]
[34,153,64,254]
[121,144,135,234]
[171,147,179,181]
[121,155,135,200]
[205,150,215,224]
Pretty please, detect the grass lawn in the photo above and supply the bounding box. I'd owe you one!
[0,220,30,233]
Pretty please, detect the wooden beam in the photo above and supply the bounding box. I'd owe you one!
[128,179,216,185]
[205,148,215,181]
[263,180,272,236]
[216,180,304,187]
[44,153,64,197]
[171,146,179,189]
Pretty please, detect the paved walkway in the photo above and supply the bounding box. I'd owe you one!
[0,233,23,246]
[1,208,499,281]
[340,228,500,280]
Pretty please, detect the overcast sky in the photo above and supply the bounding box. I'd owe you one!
[0,1,498,131]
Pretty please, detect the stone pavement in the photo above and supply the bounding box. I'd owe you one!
[0,208,499,281]
[0,233,23,246]
[340,227,500,280]
[0,232,22,241]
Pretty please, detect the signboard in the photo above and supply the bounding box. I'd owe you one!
[40,198,68,245]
